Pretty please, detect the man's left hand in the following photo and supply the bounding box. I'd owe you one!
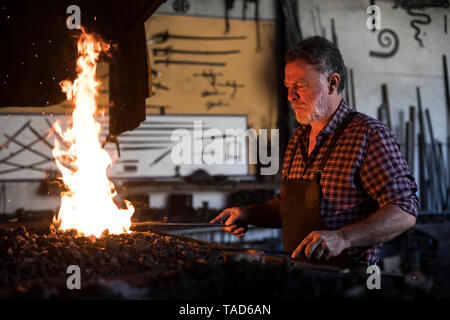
[291,230,348,261]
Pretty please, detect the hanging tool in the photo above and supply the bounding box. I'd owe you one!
[224,0,235,33]
[217,80,244,98]
[119,140,174,144]
[148,30,246,44]
[149,148,173,167]
[193,70,223,86]
[152,82,169,91]
[206,100,230,110]
[201,89,227,97]
[120,133,171,138]
[243,0,261,52]
[154,58,226,67]
[122,146,167,151]
[153,46,240,57]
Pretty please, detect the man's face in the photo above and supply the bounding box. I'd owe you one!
[284,58,330,125]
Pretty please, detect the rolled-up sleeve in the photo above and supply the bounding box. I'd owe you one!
[359,126,419,217]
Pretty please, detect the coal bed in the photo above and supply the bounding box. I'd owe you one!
[0,225,444,299]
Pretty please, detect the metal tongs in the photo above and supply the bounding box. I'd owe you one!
[131,217,225,229]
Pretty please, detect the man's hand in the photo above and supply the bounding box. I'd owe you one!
[210,207,249,237]
[291,230,349,260]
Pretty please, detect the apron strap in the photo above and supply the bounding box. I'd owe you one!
[317,111,358,173]
[283,138,300,181]
[283,111,358,181]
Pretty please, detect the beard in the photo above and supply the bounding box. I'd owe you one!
[294,92,329,125]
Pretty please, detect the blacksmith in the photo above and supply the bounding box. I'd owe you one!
[210,36,418,267]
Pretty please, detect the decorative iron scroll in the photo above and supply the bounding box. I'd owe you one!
[369,29,399,58]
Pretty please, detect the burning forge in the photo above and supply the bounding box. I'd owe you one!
[52,29,134,238]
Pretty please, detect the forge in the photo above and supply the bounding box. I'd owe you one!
[0,221,445,300]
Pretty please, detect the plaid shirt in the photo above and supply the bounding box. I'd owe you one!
[281,100,418,264]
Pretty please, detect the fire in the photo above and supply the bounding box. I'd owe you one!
[52,28,134,238]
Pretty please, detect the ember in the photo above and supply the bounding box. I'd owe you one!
[0,226,222,297]
[0,225,440,299]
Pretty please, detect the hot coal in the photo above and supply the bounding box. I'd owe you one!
[0,225,445,299]
[0,226,222,294]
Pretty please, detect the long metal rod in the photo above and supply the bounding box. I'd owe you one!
[121,146,167,151]
[119,140,174,144]
[425,109,445,208]
[134,127,211,131]
[153,47,240,56]
[443,55,450,198]
[408,106,415,176]
[154,59,226,67]
[382,84,392,129]
[350,69,356,110]
[149,30,247,44]
[204,246,291,255]
[131,221,225,228]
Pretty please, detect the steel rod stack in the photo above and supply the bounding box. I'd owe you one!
[381,83,450,212]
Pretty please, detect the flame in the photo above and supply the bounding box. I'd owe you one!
[52,28,134,238]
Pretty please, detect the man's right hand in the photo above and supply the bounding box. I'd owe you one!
[209,206,250,237]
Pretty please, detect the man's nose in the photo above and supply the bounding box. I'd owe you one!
[288,88,299,102]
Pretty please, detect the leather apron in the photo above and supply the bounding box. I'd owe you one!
[280,112,358,268]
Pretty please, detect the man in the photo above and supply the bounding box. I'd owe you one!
[210,36,418,267]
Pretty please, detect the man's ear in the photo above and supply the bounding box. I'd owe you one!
[328,73,341,94]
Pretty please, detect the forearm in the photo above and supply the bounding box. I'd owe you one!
[339,204,416,248]
[246,197,282,228]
